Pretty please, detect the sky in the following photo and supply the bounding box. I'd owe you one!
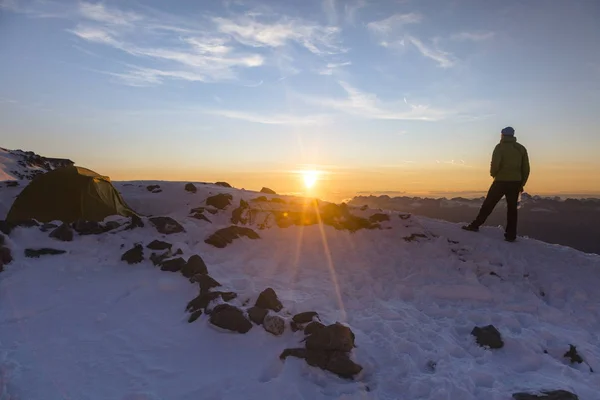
[1,0,599,201]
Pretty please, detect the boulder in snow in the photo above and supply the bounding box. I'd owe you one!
[215,181,232,188]
[191,213,211,223]
[0,221,12,235]
[160,257,186,272]
[146,184,161,192]
[73,220,104,235]
[49,223,74,242]
[103,221,121,232]
[280,348,362,379]
[25,248,66,258]
[188,310,202,323]
[209,304,252,333]
[403,233,429,242]
[125,215,144,230]
[230,199,249,225]
[186,291,237,314]
[181,255,208,278]
[185,183,197,193]
[369,213,390,223]
[247,306,268,325]
[1,243,12,266]
[190,274,221,293]
[263,315,285,336]
[255,288,283,312]
[306,323,356,352]
[471,325,504,349]
[260,187,276,195]
[206,193,233,210]
[204,226,260,248]
[304,321,326,336]
[149,217,185,235]
[146,240,172,251]
[40,223,59,232]
[512,390,579,400]
[293,311,319,324]
[121,244,144,264]
[150,251,169,266]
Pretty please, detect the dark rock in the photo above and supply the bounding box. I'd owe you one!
[0,221,13,235]
[188,310,203,323]
[40,223,59,232]
[191,213,211,223]
[248,306,268,325]
[231,199,249,225]
[215,182,232,188]
[190,274,221,293]
[280,348,307,360]
[173,248,183,256]
[185,183,197,193]
[471,325,504,349]
[306,323,356,352]
[0,234,4,246]
[160,257,186,272]
[290,321,302,332]
[564,345,584,364]
[304,321,326,335]
[403,233,428,242]
[121,244,144,264]
[25,248,66,258]
[369,213,390,223]
[252,196,269,202]
[204,226,260,248]
[206,193,233,210]
[0,246,12,265]
[186,292,221,313]
[271,198,286,204]
[149,217,185,235]
[255,288,283,312]
[6,181,19,187]
[73,220,104,235]
[360,205,368,211]
[280,348,362,379]
[15,219,40,229]
[293,311,319,324]
[103,221,121,232]
[209,304,252,333]
[150,252,169,266]
[512,390,579,400]
[206,208,219,215]
[260,187,277,195]
[49,223,74,242]
[181,255,208,278]
[146,240,172,251]
[219,291,238,302]
[190,207,205,214]
[399,213,412,220]
[263,315,285,336]
[147,185,160,192]
[125,215,144,230]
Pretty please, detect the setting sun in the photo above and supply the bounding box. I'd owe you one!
[302,170,319,189]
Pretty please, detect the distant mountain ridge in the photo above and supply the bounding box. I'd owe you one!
[0,147,74,181]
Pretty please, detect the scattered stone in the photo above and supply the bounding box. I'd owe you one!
[426,360,437,372]
[190,274,221,293]
[290,321,302,332]
[191,213,211,223]
[360,205,368,211]
[369,213,390,223]
[399,213,412,220]
[121,244,144,264]
[563,344,592,371]
[73,220,104,235]
[280,348,307,360]
[181,255,208,278]
[160,257,186,272]
[149,217,185,234]
[186,291,238,313]
[231,199,249,225]
[255,288,283,312]
[252,196,268,202]
[206,208,219,215]
[188,310,203,323]
[219,291,237,302]
[6,181,19,187]
[173,248,183,256]
[103,221,121,232]
[206,193,233,210]
[403,233,428,242]
[304,321,326,336]
[204,226,260,248]
[150,252,169,266]
[263,315,285,336]
[185,183,197,193]
[25,248,66,258]
[49,223,74,242]
[147,185,160,192]
[247,306,268,325]
[146,240,172,251]
[280,348,362,379]
[512,390,579,400]
[125,215,144,230]
[215,182,232,188]
[306,323,356,352]
[471,325,504,349]
[293,311,318,324]
[40,223,59,232]
[260,187,277,195]
[190,207,205,214]
[210,304,252,333]
[1,245,12,266]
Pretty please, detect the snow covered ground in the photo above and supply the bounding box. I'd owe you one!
[1,181,599,400]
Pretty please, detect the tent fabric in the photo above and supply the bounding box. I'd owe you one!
[6,166,135,223]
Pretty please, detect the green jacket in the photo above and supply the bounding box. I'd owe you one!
[490,136,530,186]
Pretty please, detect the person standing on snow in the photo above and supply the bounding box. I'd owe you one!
[462,126,530,242]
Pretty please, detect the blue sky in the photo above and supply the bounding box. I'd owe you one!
[1,0,599,198]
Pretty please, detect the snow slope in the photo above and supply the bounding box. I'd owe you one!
[1,182,599,400]
[0,147,73,182]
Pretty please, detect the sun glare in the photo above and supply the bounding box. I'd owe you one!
[302,170,319,189]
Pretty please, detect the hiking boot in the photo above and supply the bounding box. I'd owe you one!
[461,224,479,232]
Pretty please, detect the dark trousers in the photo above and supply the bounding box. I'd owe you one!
[472,181,521,239]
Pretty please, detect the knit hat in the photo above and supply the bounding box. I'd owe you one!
[501,126,515,136]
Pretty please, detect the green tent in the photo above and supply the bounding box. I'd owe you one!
[7,166,135,223]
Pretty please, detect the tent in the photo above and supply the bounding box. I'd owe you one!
[6,166,135,223]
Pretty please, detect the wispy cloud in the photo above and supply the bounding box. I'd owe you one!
[450,31,495,42]
[318,61,351,75]
[78,2,143,26]
[302,81,452,121]
[407,36,455,68]
[322,0,337,25]
[204,109,330,125]
[367,13,421,34]
[344,0,368,25]
[213,15,345,55]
